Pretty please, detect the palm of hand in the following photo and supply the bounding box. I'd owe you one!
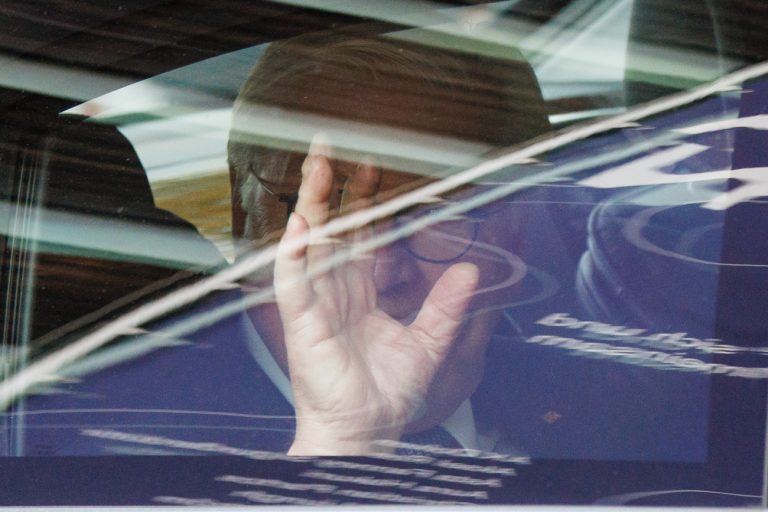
[286,274,440,440]
[274,137,478,455]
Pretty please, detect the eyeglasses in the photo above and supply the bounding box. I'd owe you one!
[255,175,486,264]
[253,175,299,219]
[394,202,481,263]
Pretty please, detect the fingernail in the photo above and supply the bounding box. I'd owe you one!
[357,156,381,190]
[309,132,331,158]
[457,262,480,287]
[359,155,376,168]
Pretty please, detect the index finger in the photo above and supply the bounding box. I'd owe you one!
[340,158,381,277]
[340,157,381,215]
[295,133,335,230]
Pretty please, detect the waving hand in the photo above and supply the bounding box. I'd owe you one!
[274,135,479,455]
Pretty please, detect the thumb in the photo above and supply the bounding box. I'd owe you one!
[410,262,479,356]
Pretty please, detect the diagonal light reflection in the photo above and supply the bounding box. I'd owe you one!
[3,60,768,409]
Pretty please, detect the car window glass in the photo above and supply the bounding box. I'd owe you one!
[2,0,768,507]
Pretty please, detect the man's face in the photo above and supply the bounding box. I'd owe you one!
[244,156,522,429]
[361,172,522,430]
[237,40,533,429]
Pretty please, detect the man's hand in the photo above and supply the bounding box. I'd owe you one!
[274,135,479,455]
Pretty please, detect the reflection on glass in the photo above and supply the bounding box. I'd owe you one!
[2,0,768,507]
